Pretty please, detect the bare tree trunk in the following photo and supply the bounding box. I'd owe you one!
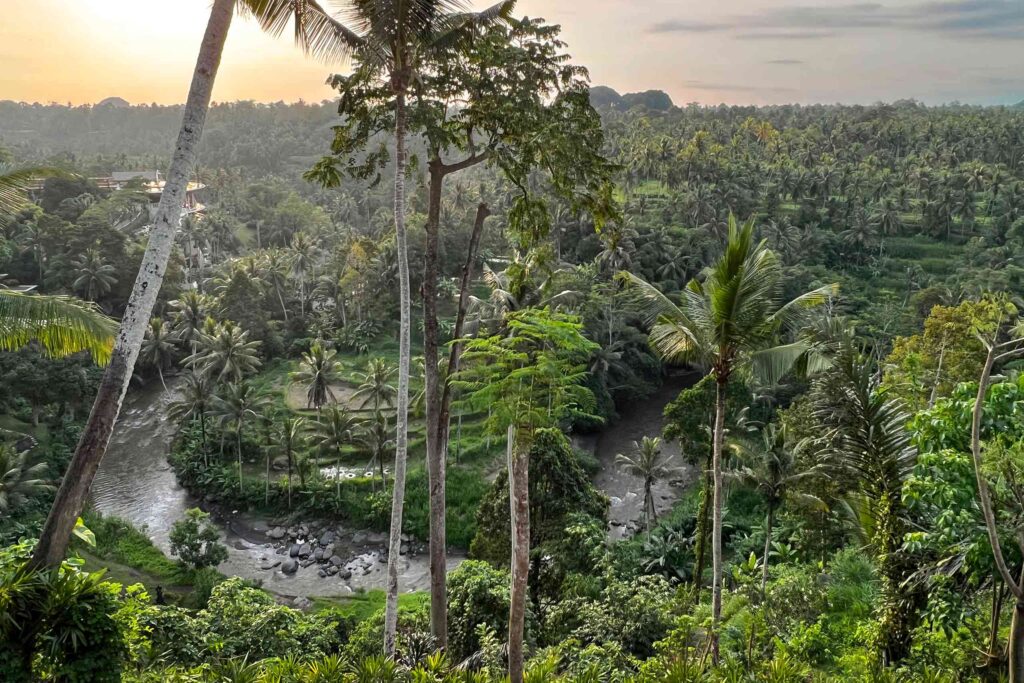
[384,89,412,658]
[761,506,774,599]
[30,0,233,570]
[692,463,711,599]
[423,160,447,645]
[1012,593,1024,683]
[711,376,727,663]
[508,425,531,683]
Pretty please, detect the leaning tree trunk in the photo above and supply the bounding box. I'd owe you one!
[29,0,234,570]
[710,375,727,664]
[423,160,447,646]
[508,425,531,683]
[383,88,412,658]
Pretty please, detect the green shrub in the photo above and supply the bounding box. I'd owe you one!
[447,560,512,661]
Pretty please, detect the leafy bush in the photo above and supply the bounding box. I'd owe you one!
[446,560,513,661]
[169,508,228,570]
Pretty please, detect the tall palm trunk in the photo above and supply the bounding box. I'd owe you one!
[508,425,531,683]
[692,462,711,598]
[761,506,775,599]
[384,88,412,658]
[423,160,447,645]
[30,0,234,570]
[711,375,727,663]
[237,426,244,495]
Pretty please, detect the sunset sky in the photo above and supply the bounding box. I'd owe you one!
[2,0,1022,106]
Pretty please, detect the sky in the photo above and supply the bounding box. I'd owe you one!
[2,0,1022,107]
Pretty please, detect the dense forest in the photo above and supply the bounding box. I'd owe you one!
[5,6,1024,683]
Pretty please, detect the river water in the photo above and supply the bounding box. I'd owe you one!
[91,371,697,598]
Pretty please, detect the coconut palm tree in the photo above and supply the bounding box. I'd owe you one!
[0,165,60,218]
[187,321,262,383]
[140,318,176,391]
[289,231,317,316]
[274,416,307,509]
[71,249,117,303]
[32,0,353,570]
[170,290,211,355]
[213,382,271,494]
[0,290,114,364]
[259,248,292,320]
[615,436,679,533]
[623,213,836,662]
[292,341,340,416]
[726,424,827,597]
[352,358,397,415]
[168,371,215,463]
[314,405,360,499]
[0,445,52,514]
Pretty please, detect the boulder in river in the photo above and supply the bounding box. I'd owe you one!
[292,596,313,611]
[298,543,312,558]
[329,555,343,567]
[340,569,353,580]
[267,526,286,540]
[281,559,298,574]
[289,544,300,558]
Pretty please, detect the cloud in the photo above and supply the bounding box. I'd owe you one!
[766,59,805,65]
[648,20,729,34]
[680,80,798,94]
[647,0,1024,40]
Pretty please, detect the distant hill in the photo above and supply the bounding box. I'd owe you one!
[589,86,674,112]
[97,97,131,108]
[1015,99,1024,109]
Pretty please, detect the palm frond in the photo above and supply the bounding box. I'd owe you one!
[0,291,115,364]
[242,0,363,63]
[0,166,63,217]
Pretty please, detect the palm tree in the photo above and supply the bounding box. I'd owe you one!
[71,249,118,303]
[315,405,360,499]
[319,0,517,655]
[259,248,292,320]
[352,358,397,415]
[289,231,317,316]
[726,424,826,597]
[0,445,52,514]
[187,321,262,383]
[170,290,211,355]
[140,318,176,391]
[31,0,352,570]
[275,416,307,509]
[213,382,270,494]
[168,372,215,464]
[615,436,679,533]
[0,290,114,364]
[292,341,340,416]
[624,214,836,662]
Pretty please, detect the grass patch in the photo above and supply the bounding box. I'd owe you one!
[313,589,429,622]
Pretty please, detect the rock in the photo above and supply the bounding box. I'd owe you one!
[292,596,313,611]
[340,569,353,580]
[313,548,325,562]
[289,544,301,558]
[326,565,339,576]
[322,543,335,557]
[298,543,312,558]
[276,547,287,555]
[272,456,289,471]
[267,526,286,540]
[399,543,409,556]
[351,531,367,545]
[319,530,335,546]
[260,560,281,571]
[281,559,298,574]
[318,569,327,578]
[329,555,343,567]
[300,559,316,568]
[400,533,410,543]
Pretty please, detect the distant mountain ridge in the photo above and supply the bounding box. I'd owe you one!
[589,86,674,112]
[97,97,131,108]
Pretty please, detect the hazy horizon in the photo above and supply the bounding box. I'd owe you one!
[3,0,1023,107]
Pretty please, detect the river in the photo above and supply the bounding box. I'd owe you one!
[91,371,697,598]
